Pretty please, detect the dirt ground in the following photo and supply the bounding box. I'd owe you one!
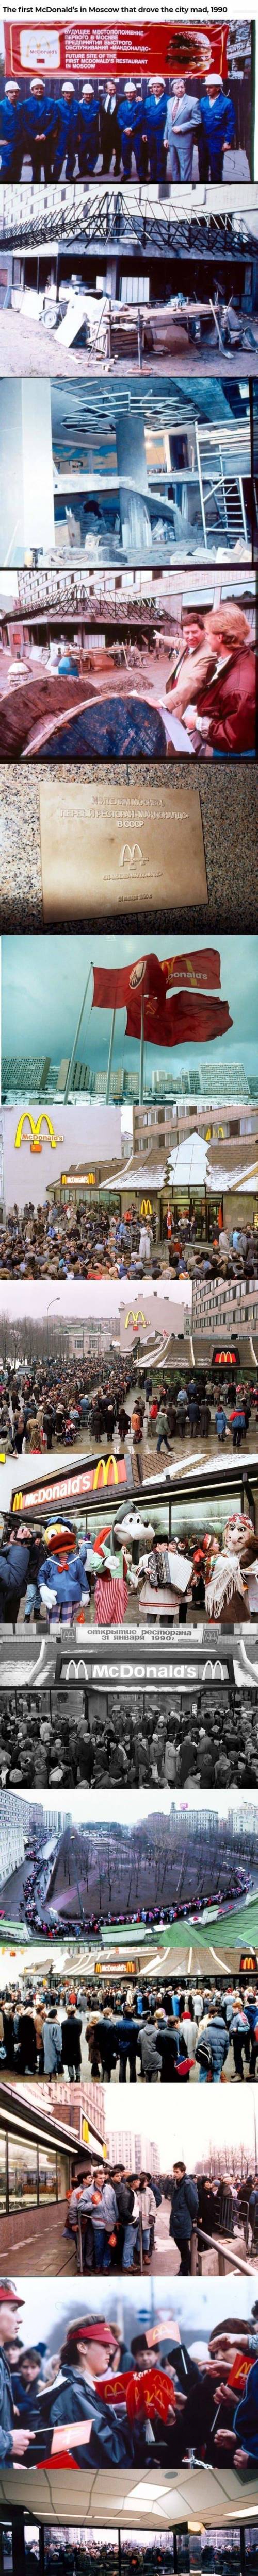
[1,306,257,378]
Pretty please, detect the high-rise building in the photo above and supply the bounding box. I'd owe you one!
[107,2128,160,2177]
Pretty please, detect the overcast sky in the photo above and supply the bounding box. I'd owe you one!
[105,2085,257,2165]
[3,935,258,1077]
[0,1279,189,1325]
[17,1787,248,1823]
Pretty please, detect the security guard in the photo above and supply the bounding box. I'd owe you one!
[198,73,235,182]
[52,82,79,181]
[142,76,168,181]
[23,78,59,182]
[0,81,25,180]
[77,82,100,176]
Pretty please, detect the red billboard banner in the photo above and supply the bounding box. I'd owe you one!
[4,20,230,82]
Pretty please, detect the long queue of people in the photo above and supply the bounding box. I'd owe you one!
[0,1200,256,1283]
[2,1681,258,1790]
[2,1978,258,2084]
[0,1354,257,1463]
[0,73,237,185]
[1,2287,258,2475]
[64,2156,258,2274]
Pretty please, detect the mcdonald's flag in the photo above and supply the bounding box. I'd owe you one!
[162,949,221,992]
[92,952,232,1048]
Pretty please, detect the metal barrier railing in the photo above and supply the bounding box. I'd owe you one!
[191,2224,254,2277]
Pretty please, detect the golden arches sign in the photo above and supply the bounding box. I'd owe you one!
[15,1113,62,1154]
[140,1199,153,1218]
[92,1456,120,1488]
[125,1309,146,1329]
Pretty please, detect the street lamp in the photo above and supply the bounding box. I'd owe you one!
[46,1295,61,1357]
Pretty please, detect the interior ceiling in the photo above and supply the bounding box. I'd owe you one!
[50,375,248,444]
[1,2464,258,2529]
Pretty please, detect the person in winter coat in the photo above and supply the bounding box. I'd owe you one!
[229,1408,247,1450]
[139,2023,162,2081]
[156,1407,172,1454]
[169,2162,199,2273]
[229,2006,250,2080]
[43,2014,62,2079]
[17,2008,37,2077]
[215,1405,227,1443]
[61,2008,82,2080]
[198,2006,230,2083]
[0,2286,33,2465]
[233,2355,258,2466]
[33,2318,135,2467]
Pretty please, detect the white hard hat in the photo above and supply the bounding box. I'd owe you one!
[206,73,223,87]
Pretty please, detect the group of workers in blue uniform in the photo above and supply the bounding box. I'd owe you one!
[0,70,236,184]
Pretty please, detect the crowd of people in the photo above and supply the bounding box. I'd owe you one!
[2,1676,258,1789]
[64,2154,258,2275]
[1,1502,258,1636]
[2,1976,258,2086]
[0,72,237,185]
[1,2283,258,2475]
[1,1354,257,1468]
[0,1198,257,1283]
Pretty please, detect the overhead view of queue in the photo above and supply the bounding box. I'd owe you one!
[2,1972,258,2087]
[2,2277,258,2478]
[0,72,243,188]
[0,1786,253,1937]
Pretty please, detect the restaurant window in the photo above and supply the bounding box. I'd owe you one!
[38,2147,57,2204]
[8,2137,38,2209]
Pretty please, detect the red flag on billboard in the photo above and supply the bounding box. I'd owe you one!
[163,949,221,992]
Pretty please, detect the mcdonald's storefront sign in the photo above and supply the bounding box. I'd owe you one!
[239,1951,257,1973]
[214,1351,237,1366]
[15,1113,63,1154]
[11,1457,129,1512]
[140,1199,153,1218]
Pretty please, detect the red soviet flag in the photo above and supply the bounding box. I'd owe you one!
[145,989,233,1048]
[92,954,164,1036]
[162,949,221,992]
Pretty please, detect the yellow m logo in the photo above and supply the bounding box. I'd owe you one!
[125,1309,146,1329]
[15,1113,61,1153]
[93,1456,120,1488]
[12,1492,23,1513]
[140,1199,152,1218]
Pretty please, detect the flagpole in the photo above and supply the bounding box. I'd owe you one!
[139,996,144,1105]
[105,1007,116,1104]
[63,964,93,1102]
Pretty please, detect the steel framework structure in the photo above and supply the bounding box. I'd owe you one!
[0,185,257,257]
